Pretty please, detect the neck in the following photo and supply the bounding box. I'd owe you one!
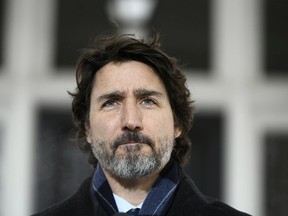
[102,169,160,206]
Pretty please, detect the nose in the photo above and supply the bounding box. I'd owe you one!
[121,101,143,131]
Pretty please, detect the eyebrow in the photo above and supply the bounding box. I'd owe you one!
[133,88,164,98]
[97,90,124,103]
[96,88,164,103]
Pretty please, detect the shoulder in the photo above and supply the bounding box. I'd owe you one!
[31,198,75,216]
[168,174,252,216]
[31,177,94,216]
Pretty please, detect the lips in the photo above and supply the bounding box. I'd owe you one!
[117,142,147,148]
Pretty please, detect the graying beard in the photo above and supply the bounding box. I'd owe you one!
[91,139,173,180]
[107,153,160,179]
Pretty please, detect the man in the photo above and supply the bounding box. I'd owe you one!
[33,31,251,216]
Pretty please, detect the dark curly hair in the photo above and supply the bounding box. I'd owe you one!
[69,31,195,167]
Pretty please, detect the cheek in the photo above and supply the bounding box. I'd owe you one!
[89,115,120,140]
[145,112,175,137]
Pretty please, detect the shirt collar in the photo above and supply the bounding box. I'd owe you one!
[113,193,143,213]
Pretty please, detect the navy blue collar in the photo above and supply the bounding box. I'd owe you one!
[90,161,181,216]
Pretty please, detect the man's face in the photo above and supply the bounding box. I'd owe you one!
[86,61,181,180]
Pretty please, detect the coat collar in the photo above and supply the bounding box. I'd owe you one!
[90,161,181,215]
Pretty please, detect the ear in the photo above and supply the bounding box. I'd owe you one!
[85,121,92,144]
[174,127,182,139]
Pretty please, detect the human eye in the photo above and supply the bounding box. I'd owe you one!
[102,99,118,108]
[141,97,157,107]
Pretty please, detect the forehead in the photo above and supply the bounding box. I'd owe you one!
[92,61,168,95]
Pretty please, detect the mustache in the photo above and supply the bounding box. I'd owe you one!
[112,131,155,149]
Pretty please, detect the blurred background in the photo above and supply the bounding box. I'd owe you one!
[0,0,287,215]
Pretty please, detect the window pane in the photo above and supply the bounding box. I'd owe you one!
[184,112,223,199]
[55,0,111,68]
[265,133,288,216]
[34,108,92,212]
[152,0,211,71]
[55,0,211,72]
[264,0,288,75]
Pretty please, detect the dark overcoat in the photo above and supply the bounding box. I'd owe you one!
[32,172,251,216]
